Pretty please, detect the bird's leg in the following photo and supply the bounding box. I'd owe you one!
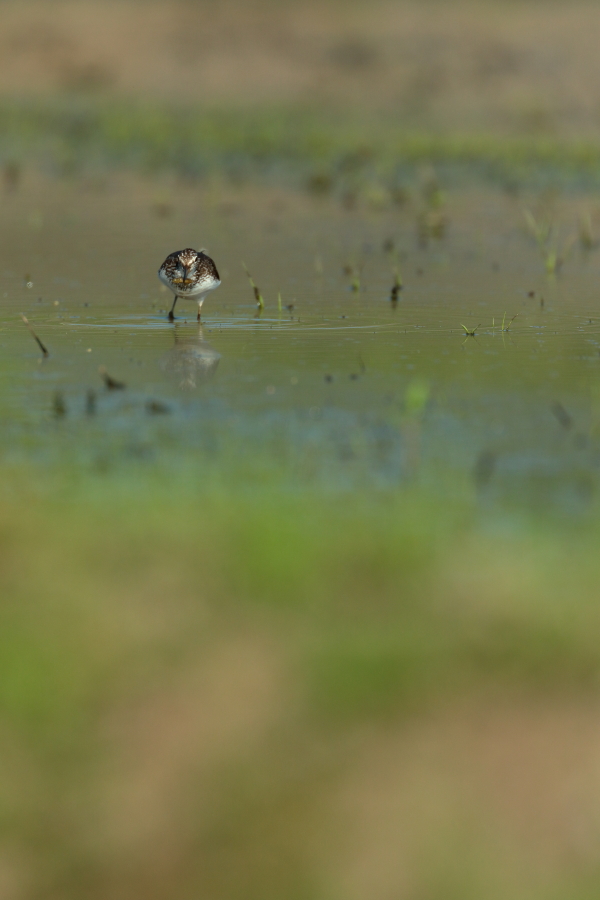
[197,298,204,321]
[168,295,178,322]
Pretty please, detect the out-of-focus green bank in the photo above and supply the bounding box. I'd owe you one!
[3,101,600,192]
[1,462,600,899]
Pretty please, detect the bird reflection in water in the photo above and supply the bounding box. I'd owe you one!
[159,325,221,390]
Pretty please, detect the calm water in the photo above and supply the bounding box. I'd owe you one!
[2,177,600,508]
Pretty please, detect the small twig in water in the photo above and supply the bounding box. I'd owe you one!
[523,209,550,248]
[461,324,480,336]
[551,401,572,431]
[242,263,264,309]
[523,210,576,275]
[146,399,170,415]
[98,366,126,390]
[52,391,66,417]
[20,314,49,357]
[390,268,403,303]
[85,389,97,416]
[344,260,363,292]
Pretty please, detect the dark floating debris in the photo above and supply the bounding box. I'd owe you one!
[99,366,126,390]
[85,389,97,416]
[146,399,171,415]
[390,269,403,303]
[527,290,535,298]
[52,391,66,417]
[324,374,333,383]
[551,401,573,431]
[20,314,49,357]
[306,171,332,196]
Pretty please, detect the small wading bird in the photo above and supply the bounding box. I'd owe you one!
[158,248,221,321]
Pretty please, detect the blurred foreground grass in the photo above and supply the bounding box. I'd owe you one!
[3,464,600,898]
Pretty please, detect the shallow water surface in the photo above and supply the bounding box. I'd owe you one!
[3,179,600,509]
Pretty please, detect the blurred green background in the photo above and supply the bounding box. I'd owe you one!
[3,0,600,183]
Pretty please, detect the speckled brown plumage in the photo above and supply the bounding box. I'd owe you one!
[158,248,221,320]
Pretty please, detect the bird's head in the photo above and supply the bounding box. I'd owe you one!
[171,248,199,286]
